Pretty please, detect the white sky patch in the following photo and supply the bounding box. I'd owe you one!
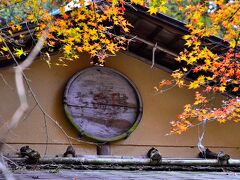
[208,1,217,14]
[64,0,91,12]
[51,0,91,15]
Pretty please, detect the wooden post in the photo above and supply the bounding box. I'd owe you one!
[97,143,111,155]
[147,147,162,164]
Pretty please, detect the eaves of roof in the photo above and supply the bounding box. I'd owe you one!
[124,4,230,73]
[0,3,231,71]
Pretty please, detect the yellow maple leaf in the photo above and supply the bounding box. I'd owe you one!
[184,104,191,112]
[185,40,192,47]
[206,76,214,81]
[219,86,226,93]
[73,55,79,59]
[8,30,13,36]
[229,40,236,48]
[218,119,226,123]
[76,47,83,52]
[188,81,199,89]
[123,27,129,32]
[19,34,25,39]
[159,6,167,13]
[63,44,72,54]
[148,7,158,15]
[27,14,35,21]
[176,80,185,87]
[16,24,22,31]
[1,46,8,52]
[183,35,191,40]
[178,124,187,132]
[14,48,24,57]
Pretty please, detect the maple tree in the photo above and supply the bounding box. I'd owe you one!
[0,0,239,135]
[0,0,168,65]
[156,0,240,134]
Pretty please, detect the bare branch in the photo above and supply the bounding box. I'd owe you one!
[0,32,47,138]
[197,119,207,153]
[0,73,13,90]
[10,33,47,129]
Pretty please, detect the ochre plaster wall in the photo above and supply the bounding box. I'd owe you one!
[0,53,239,158]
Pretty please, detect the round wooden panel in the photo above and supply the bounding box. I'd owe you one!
[63,67,143,142]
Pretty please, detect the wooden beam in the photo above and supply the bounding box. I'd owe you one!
[127,34,178,57]
[147,27,163,40]
[97,143,111,155]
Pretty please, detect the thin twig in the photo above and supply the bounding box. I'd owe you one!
[125,2,138,11]
[25,22,37,46]
[43,114,49,157]
[0,140,18,154]
[23,79,99,145]
[22,103,38,122]
[153,83,178,95]
[21,79,72,145]
[2,156,19,168]
[0,73,14,90]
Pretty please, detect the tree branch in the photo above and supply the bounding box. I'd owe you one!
[0,32,47,138]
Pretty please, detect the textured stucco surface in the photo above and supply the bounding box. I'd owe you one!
[0,53,239,158]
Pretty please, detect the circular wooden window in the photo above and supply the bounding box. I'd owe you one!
[63,66,143,142]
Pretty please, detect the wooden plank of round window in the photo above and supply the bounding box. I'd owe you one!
[63,66,143,142]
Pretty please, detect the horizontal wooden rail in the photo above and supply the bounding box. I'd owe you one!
[10,156,240,167]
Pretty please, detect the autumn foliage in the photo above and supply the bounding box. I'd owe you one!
[0,0,239,134]
[156,0,240,134]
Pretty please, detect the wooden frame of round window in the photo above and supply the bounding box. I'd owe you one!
[63,66,143,142]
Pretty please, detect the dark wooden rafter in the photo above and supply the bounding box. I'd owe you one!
[133,42,148,52]
[153,51,170,67]
[168,35,182,46]
[147,27,163,40]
